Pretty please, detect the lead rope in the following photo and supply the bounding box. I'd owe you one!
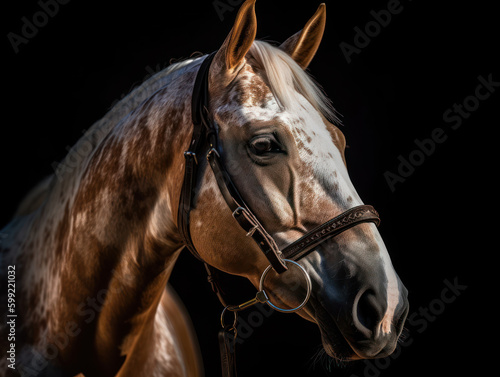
[205,263,238,377]
[219,309,238,377]
[219,328,238,377]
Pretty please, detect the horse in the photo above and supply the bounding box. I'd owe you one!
[0,0,409,376]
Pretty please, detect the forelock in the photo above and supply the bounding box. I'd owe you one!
[247,40,339,124]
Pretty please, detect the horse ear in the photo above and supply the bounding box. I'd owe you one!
[211,0,257,80]
[279,3,326,69]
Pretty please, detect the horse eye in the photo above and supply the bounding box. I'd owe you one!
[249,136,280,155]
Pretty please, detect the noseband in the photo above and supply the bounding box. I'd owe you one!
[177,52,380,376]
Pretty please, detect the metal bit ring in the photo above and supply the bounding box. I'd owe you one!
[259,259,312,313]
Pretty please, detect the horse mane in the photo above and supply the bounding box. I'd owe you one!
[14,42,337,218]
[13,56,201,218]
[248,40,339,123]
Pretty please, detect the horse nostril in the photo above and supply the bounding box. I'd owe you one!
[354,289,385,338]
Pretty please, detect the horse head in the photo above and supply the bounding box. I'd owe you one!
[186,0,409,361]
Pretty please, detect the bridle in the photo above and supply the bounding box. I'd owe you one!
[177,52,381,376]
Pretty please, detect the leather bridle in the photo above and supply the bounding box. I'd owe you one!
[177,52,381,376]
[178,51,380,274]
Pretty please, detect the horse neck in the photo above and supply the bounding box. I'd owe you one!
[6,58,201,373]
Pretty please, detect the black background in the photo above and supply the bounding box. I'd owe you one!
[2,0,497,376]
